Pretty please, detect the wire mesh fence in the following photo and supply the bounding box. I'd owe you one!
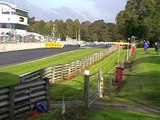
[60,84,84,120]
[103,72,160,104]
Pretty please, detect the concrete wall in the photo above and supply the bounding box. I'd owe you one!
[0,43,45,52]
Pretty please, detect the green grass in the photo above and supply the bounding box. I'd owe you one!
[27,48,160,120]
[1,47,159,120]
[50,49,127,101]
[87,110,160,120]
[28,49,128,120]
[0,48,102,87]
[118,48,160,105]
[90,49,127,73]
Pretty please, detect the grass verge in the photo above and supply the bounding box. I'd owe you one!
[118,48,160,105]
[50,49,127,101]
[0,48,102,87]
[87,110,160,120]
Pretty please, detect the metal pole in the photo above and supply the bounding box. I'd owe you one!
[109,73,112,97]
[126,43,129,61]
[118,44,120,65]
[98,69,103,98]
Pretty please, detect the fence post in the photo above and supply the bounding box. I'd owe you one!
[9,85,15,120]
[29,86,32,111]
[84,70,90,109]
[62,97,65,120]
[68,63,71,78]
[61,64,64,81]
[44,78,50,108]
[108,73,112,97]
[19,75,25,83]
[52,66,55,83]
[98,69,104,98]
[75,61,78,73]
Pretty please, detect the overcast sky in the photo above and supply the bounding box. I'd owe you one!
[25,0,127,22]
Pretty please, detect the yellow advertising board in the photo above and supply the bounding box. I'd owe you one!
[113,42,129,45]
[45,42,63,48]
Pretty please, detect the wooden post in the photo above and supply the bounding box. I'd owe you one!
[62,97,65,120]
[52,66,55,83]
[95,53,98,62]
[98,69,104,98]
[40,69,44,80]
[9,85,15,120]
[75,61,77,73]
[77,60,80,72]
[19,75,25,83]
[45,78,50,108]
[84,70,90,109]
[68,63,71,76]
[29,86,32,111]
[61,64,64,81]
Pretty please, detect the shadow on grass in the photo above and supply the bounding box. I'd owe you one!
[48,79,85,120]
[50,79,84,101]
[0,72,20,87]
[134,55,160,66]
[117,71,160,105]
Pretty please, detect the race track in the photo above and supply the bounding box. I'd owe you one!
[0,45,80,67]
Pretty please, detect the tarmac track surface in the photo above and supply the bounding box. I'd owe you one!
[0,45,81,67]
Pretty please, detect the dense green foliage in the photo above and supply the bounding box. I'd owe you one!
[28,0,160,44]
[116,0,160,43]
[27,17,122,42]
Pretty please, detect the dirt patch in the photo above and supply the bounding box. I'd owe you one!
[91,99,160,116]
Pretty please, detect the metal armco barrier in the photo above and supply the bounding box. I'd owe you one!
[0,79,50,120]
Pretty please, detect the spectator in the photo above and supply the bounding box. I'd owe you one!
[143,40,149,54]
[155,42,159,54]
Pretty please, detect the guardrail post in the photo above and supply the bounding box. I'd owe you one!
[9,85,15,120]
[44,78,50,108]
[84,70,90,109]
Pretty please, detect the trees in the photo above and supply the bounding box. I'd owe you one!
[27,18,120,42]
[116,0,160,43]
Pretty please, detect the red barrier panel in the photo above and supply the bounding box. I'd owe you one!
[132,46,136,54]
[116,66,124,82]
